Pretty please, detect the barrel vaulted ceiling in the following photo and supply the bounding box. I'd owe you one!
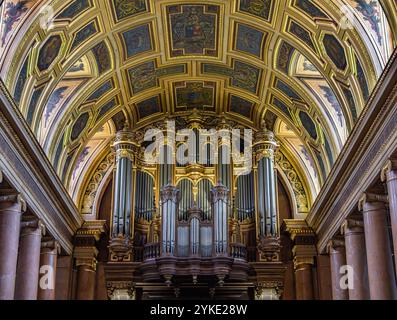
[0,0,396,215]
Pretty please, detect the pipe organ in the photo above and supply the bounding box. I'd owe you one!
[106,120,285,300]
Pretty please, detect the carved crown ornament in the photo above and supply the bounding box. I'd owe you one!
[109,234,133,262]
[160,184,181,204]
[257,236,282,262]
[210,182,229,204]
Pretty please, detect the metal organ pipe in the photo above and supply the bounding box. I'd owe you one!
[253,127,278,237]
[160,184,180,255]
[111,127,138,238]
[190,217,200,255]
[211,182,229,255]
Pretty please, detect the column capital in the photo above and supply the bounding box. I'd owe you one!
[0,193,26,212]
[253,122,278,162]
[111,125,140,162]
[358,192,388,211]
[381,159,397,182]
[160,184,181,204]
[20,217,46,237]
[282,219,315,241]
[75,220,107,242]
[41,238,61,254]
[326,238,345,254]
[210,182,229,204]
[293,254,315,270]
[341,218,364,235]
[73,246,98,271]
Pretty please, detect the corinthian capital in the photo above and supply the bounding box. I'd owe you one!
[160,184,180,204]
[210,182,229,204]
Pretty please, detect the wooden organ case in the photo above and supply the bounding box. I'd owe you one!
[104,121,287,300]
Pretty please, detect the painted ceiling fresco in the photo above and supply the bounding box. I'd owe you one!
[0,0,396,206]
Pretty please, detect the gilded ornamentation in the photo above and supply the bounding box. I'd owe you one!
[257,235,281,262]
[107,281,135,300]
[253,126,278,161]
[210,182,229,204]
[109,234,133,262]
[160,184,181,204]
[81,152,115,215]
[274,150,309,213]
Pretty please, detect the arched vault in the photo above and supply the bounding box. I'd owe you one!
[0,0,395,209]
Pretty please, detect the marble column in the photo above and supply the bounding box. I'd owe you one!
[0,194,25,300]
[327,239,349,300]
[38,239,60,300]
[341,218,370,300]
[74,247,98,300]
[294,259,314,300]
[381,159,397,278]
[359,193,397,300]
[15,218,45,300]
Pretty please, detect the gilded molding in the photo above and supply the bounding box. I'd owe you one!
[275,150,309,214]
[210,182,229,204]
[76,220,107,242]
[81,152,114,215]
[73,246,99,271]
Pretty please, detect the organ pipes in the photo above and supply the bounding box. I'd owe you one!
[109,125,139,262]
[253,124,278,237]
[211,182,229,255]
[160,184,180,255]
